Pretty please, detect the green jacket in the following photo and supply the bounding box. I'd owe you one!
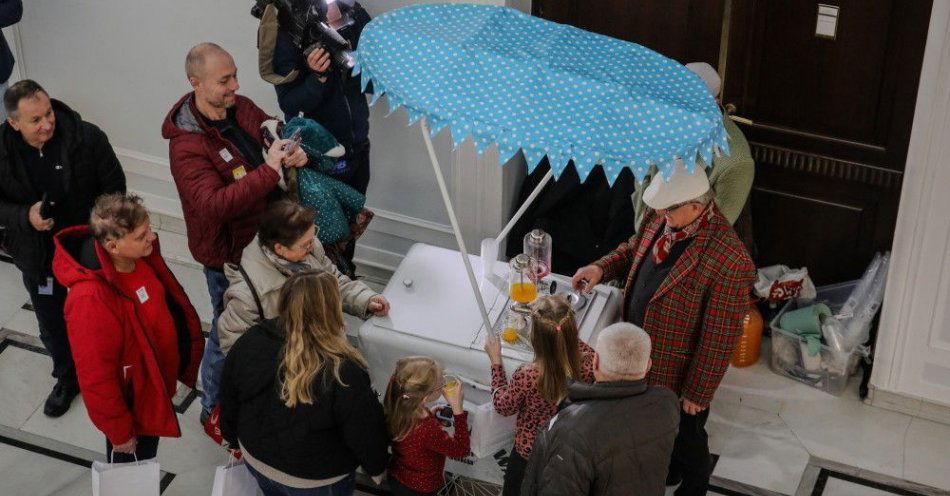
[632,117,754,230]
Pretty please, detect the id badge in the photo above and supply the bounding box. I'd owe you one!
[37,277,54,296]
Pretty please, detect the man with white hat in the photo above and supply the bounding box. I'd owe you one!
[632,62,755,231]
[572,160,756,496]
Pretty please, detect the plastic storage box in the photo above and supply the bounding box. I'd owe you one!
[769,280,862,395]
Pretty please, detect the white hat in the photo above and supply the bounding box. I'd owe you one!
[686,62,721,98]
[643,160,710,210]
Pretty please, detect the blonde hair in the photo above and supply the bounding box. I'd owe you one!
[277,270,368,408]
[529,295,583,404]
[383,356,442,441]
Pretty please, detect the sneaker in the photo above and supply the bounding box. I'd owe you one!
[43,380,79,417]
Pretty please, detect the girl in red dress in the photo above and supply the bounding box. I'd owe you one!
[385,356,470,496]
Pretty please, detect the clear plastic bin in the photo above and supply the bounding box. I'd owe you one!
[769,280,861,395]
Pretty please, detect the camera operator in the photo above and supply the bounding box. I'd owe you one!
[272,0,373,198]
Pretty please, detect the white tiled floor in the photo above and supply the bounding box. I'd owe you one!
[2,250,950,496]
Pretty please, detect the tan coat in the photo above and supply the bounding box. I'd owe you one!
[217,236,377,355]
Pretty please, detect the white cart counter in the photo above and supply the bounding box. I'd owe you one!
[358,243,621,484]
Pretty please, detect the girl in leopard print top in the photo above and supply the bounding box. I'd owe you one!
[484,295,596,496]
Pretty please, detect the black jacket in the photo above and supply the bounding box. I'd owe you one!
[0,99,125,278]
[273,3,371,149]
[0,0,22,83]
[506,160,636,277]
[219,319,389,479]
[522,379,680,496]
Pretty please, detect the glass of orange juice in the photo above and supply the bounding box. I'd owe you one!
[509,254,538,309]
[442,374,461,396]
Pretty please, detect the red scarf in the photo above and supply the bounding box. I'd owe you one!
[652,204,714,264]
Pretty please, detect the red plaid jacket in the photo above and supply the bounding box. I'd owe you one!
[594,205,755,407]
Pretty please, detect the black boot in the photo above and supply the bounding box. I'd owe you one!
[43,380,79,417]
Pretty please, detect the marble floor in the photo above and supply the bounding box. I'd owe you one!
[1,249,949,496]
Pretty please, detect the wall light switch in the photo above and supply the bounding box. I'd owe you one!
[816,4,839,39]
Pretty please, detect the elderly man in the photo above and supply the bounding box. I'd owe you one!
[162,42,309,423]
[522,323,679,496]
[0,79,125,417]
[573,162,756,495]
[632,62,755,231]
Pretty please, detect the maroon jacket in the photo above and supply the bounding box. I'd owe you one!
[52,226,204,445]
[161,93,279,269]
[594,206,756,407]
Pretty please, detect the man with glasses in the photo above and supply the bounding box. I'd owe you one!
[572,161,755,496]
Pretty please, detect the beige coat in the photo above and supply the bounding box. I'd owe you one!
[217,236,377,355]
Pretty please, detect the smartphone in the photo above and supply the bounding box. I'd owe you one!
[282,128,303,155]
[39,193,52,220]
[434,405,454,427]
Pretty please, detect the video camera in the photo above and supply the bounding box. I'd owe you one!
[252,0,357,73]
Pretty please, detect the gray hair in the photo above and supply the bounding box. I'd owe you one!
[185,42,231,80]
[4,79,48,119]
[691,186,716,206]
[594,323,652,380]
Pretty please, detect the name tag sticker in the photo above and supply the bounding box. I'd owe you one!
[219,148,234,162]
[231,165,247,180]
[135,286,149,304]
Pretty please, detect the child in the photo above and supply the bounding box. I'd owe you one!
[385,356,470,496]
[484,294,596,496]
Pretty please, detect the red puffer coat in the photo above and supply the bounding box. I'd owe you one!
[161,93,279,269]
[52,226,204,445]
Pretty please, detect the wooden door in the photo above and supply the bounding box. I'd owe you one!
[534,0,933,284]
[722,0,932,284]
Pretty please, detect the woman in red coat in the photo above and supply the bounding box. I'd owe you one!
[52,193,204,461]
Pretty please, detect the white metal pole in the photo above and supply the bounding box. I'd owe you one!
[495,169,553,244]
[420,119,495,335]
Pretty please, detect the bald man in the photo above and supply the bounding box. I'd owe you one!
[161,42,309,422]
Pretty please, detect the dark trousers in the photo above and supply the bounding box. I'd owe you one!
[22,273,76,385]
[106,435,159,463]
[335,143,370,265]
[246,465,356,496]
[389,477,438,496]
[668,407,712,496]
[502,450,528,496]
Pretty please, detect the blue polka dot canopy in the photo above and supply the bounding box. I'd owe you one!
[353,3,729,184]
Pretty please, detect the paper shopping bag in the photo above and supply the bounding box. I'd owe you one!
[211,459,260,496]
[469,400,516,458]
[91,458,160,496]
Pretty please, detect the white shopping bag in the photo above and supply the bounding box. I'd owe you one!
[91,457,160,496]
[211,457,260,496]
[469,399,516,458]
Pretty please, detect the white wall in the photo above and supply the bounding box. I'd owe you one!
[12,0,526,273]
[871,0,950,410]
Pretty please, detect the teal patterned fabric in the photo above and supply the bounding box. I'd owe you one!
[353,3,729,184]
[284,118,365,244]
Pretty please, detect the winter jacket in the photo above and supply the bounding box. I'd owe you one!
[161,93,280,269]
[633,117,755,230]
[594,206,756,407]
[219,318,390,480]
[0,0,22,83]
[521,380,679,496]
[217,235,377,355]
[52,226,204,445]
[0,99,125,278]
[272,3,372,149]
